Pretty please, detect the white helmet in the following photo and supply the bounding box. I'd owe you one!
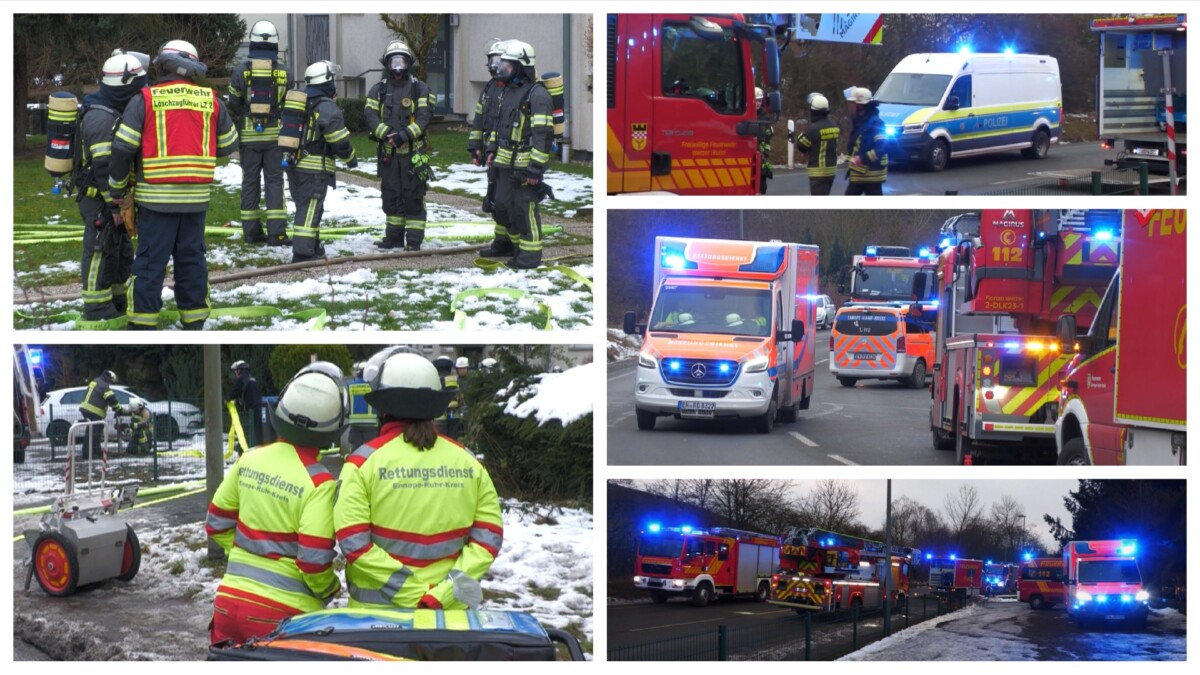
[249,20,279,46]
[381,40,415,74]
[157,39,198,62]
[844,86,873,105]
[101,53,147,88]
[112,49,151,72]
[304,60,340,86]
[809,93,830,112]
[501,40,536,67]
[725,313,743,326]
[103,370,118,384]
[230,360,249,373]
[755,87,764,102]
[480,358,497,369]
[155,40,206,78]
[272,362,348,449]
[678,312,695,325]
[455,356,470,369]
[486,38,508,75]
[364,353,456,420]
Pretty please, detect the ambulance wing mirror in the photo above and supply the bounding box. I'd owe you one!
[766,91,782,122]
[689,17,726,42]
[911,273,928,303]
[1056,315,1077,352]
[623,311,643,336]
[787,318,806,343]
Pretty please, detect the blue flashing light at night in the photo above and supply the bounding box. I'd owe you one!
[885,125,897,137]
[926,553,933,560]
[927,300,941,308]
[1095,229,1114,242]
[719,363,731,374]
[958,44,972,55]
[987,560,993,565]
[939,237,952,249]
[681,525,693,533]
[1004,341,1021,350]
[28,348,43,366]
[1003,46,1015,56]
[669,360,683,372]
[1023,552,1033,561]
[950,553,957,560]
[1121,542,1136,555]
[1096,595,1108,603]
[648,523,661,533]
[664,254,686,269]
[1121,594,1133,603]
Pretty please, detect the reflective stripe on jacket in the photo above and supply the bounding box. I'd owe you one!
[80,379,119,419]
[798,116,840,179]
[847,107,888,183]
[206,442,340,613]
[334,421,503,609]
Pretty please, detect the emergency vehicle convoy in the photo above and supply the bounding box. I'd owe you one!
[1018,556,1065,610]
[923,209,1121,465]
[633,525,779,606]
[926,555,984,597]
[1063,539,1150,628]
[1091,15,1187,180]
[1054,209,1187,465]
[768,528,917,615]
[607,13,882,195]
[624,237,819,434]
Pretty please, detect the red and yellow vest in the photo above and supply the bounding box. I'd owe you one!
[140,80,219,184]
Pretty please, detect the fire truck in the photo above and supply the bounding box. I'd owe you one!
[927,555,984,597]
[842,245,939,310]
[607,13,883,195]
[768,527,917,614]
[983,561,1018,595]
[1018,557,1065,610]
[1063,539,1150,628]
[1091,15,1187,185]
[624,237,819,433]
[633,525,779,606]
[922,209,1121,464]
[1054,209,1187,465]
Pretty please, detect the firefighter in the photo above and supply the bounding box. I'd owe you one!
[78,370,128,460]
[755,87,773,194]
[843,86,888,196]
[432,355,460,437]
[206,362,346,645]
[225,360,263,451]
[126,401,153,455]
[365,40,434,251]
[470,39,509,220]
[478,40,555,269]
[291,60,357,263]
[227,21,291,246]
[334,350,502,609]
[77,52,147,322]
[796,93,838,196]
[109,40,238,330]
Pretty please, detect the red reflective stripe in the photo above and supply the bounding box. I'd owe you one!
[296,560,331,574]
[217,584,304,615]
[348,425,407,467]
[237,523,299,542]
[209,504,238,519]
[298,533,334,549]
[336,522,372,563]
[470,540,500,558]
[372,524,471,544]
[392,551,461,567]
[472,520,503,536]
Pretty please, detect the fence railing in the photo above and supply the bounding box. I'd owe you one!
[609,593,975,661]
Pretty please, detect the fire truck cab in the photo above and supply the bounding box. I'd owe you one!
[769,527,917,614]
[634,525,779,606]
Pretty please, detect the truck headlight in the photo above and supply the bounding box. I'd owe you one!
[744,355,769,373]
[638,352,658,369]
[633,576,645,584]
[672,579,685,588]
[1136,590,1150,602]
[1076,590,1092,602]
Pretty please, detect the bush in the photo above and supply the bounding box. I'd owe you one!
[268,344,354,389]
[336,97,368,134]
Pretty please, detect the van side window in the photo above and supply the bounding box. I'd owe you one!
[660,21,746,115]
[948,75,972,109]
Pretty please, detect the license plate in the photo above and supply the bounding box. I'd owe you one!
[679,401,716,417]
[1132,147,1160,156]
[648,579,664,588]
[854,353,877,360]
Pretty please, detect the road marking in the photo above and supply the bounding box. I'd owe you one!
[608,411,634,427]
[629,617,724,632]
[608,369,633,382]
[789,431,819,447]
[816,358,827,365]
[827,454,859,465]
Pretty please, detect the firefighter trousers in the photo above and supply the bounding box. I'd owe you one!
[807,177,834,196]
[79,195,132,320]
[128,208,210,330]
[379,152,427,247]
[210,593,298,646]
[845,181,884,196]
[239,143,288,242]
[291,170,331,259]
[493,167,543,266]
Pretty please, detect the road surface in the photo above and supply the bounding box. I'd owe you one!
[607,328,955,466]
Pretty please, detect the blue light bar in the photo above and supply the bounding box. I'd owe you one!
[1004,341,1021,350]
[865,246,878,256]
[918,247,931,257]
[648,523,661,533]
[1003,46,1015,56]
[28,348,43,366]
[1095,229,1114,242]
[1121,542,1136,555]
[987,560,993,565]
[958,45,972,55]
[926,553,933,560]
[1121,594,1133,603]
[950,553,957,560]
[664,254,686,269]
[1023,552,1032,561]
[1097,595,1108,603]
[927,299,941,308]
[681,525,693,533]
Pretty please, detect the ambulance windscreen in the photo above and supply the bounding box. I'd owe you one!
[1077,559,1141,585]
[649,286,772,337]
[852,265,923,302]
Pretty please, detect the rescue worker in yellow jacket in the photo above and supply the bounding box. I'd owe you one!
[335,350,503,609]
[206,362,347,645]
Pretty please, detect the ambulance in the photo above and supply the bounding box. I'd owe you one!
[1063,539,1149,628]
[829,305,934,389]
[624,237,819,433]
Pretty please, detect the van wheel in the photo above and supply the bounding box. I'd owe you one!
[754,397,777,434]
[907,360,927,389]
[635,408,656,431]
[926,139,949,171]
[1057,437,1090,465]
[691,581,714,607]
[1022,128,1051,159]
[838,377,857,388]
[1030,595,1045,610]
[777,402,798,424]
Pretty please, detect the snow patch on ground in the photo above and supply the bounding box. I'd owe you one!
[607,328,641,362]
[431,163,592,212]
[502,363,596,426]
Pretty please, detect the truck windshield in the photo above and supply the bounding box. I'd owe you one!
[853,265,931,302]
[875,73,952,107]
[660,22,746,115]
[638,536,685,558]
[1077,559,1141,584]
[649,285,772,337]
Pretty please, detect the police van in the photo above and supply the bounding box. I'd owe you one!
[875,52,1062,171]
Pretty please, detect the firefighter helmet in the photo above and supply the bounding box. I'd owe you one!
[755,87,764,103]
[486,38,507,75]
[249,20,280,46]
[501,40,535,67]
[230,360,249,373]
[480,358,497,369]
[155,40,206,78]
[101,53,147,87]
[844,86,873,105]
[272,362,349,449]
[809,93,830,112]
[305,60,340,86]
[381,40,415,73]
[364,352,456,420]
[102,370,118,384]
[455,356,470,369]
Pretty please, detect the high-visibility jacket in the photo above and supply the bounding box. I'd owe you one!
[110,78,238,212]
[798,115,840,179]
[80,378,121,420]
[334,421,503,609]
[847,106,888,184]
[206,442,340,614]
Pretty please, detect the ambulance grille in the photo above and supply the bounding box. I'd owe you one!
[660,358,740,387]
[668,389,729,399]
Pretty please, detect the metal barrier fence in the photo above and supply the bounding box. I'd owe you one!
[962,162,1166,196]
[13,403,212,493]
[609,593,975,661]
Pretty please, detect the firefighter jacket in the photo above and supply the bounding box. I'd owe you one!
[225,372,263,410]
[364,76,434,156]
[491,79,554,178]
[334,421,504,610]
[79,378,121,421]
[846,104,888,183]
[227,60,291,145]
[295,96,356,174]
[468,79,505,155]
[77,103,124,205]
[797,114,840,179]
[109,77,238,212]
[206,441,340,613]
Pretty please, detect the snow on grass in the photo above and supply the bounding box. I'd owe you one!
[607,328,641,362]
[431,162,592,218]
[503,363,596,426]
[36,260,81,277]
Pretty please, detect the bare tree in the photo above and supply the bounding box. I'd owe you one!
[709,479,790,531]
[989,494,1027,561]
[379,14,441,82]
[943,484,983,538]
[889,495,924,548]
[642,479,688,502]
[795,479,862,533]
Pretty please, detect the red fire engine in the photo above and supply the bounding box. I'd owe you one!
[927,555,984,597]
[983,561,1019,595]
[922,209,1121,464]
[768,527,917,614]
[633,525,779,606]
[1018,557,1065,610]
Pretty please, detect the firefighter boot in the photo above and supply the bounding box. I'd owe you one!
[478,235,516,258]
[508,245,542,270]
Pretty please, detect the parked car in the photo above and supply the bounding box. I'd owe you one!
[40,385,203,446]
[815,295,837,329]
